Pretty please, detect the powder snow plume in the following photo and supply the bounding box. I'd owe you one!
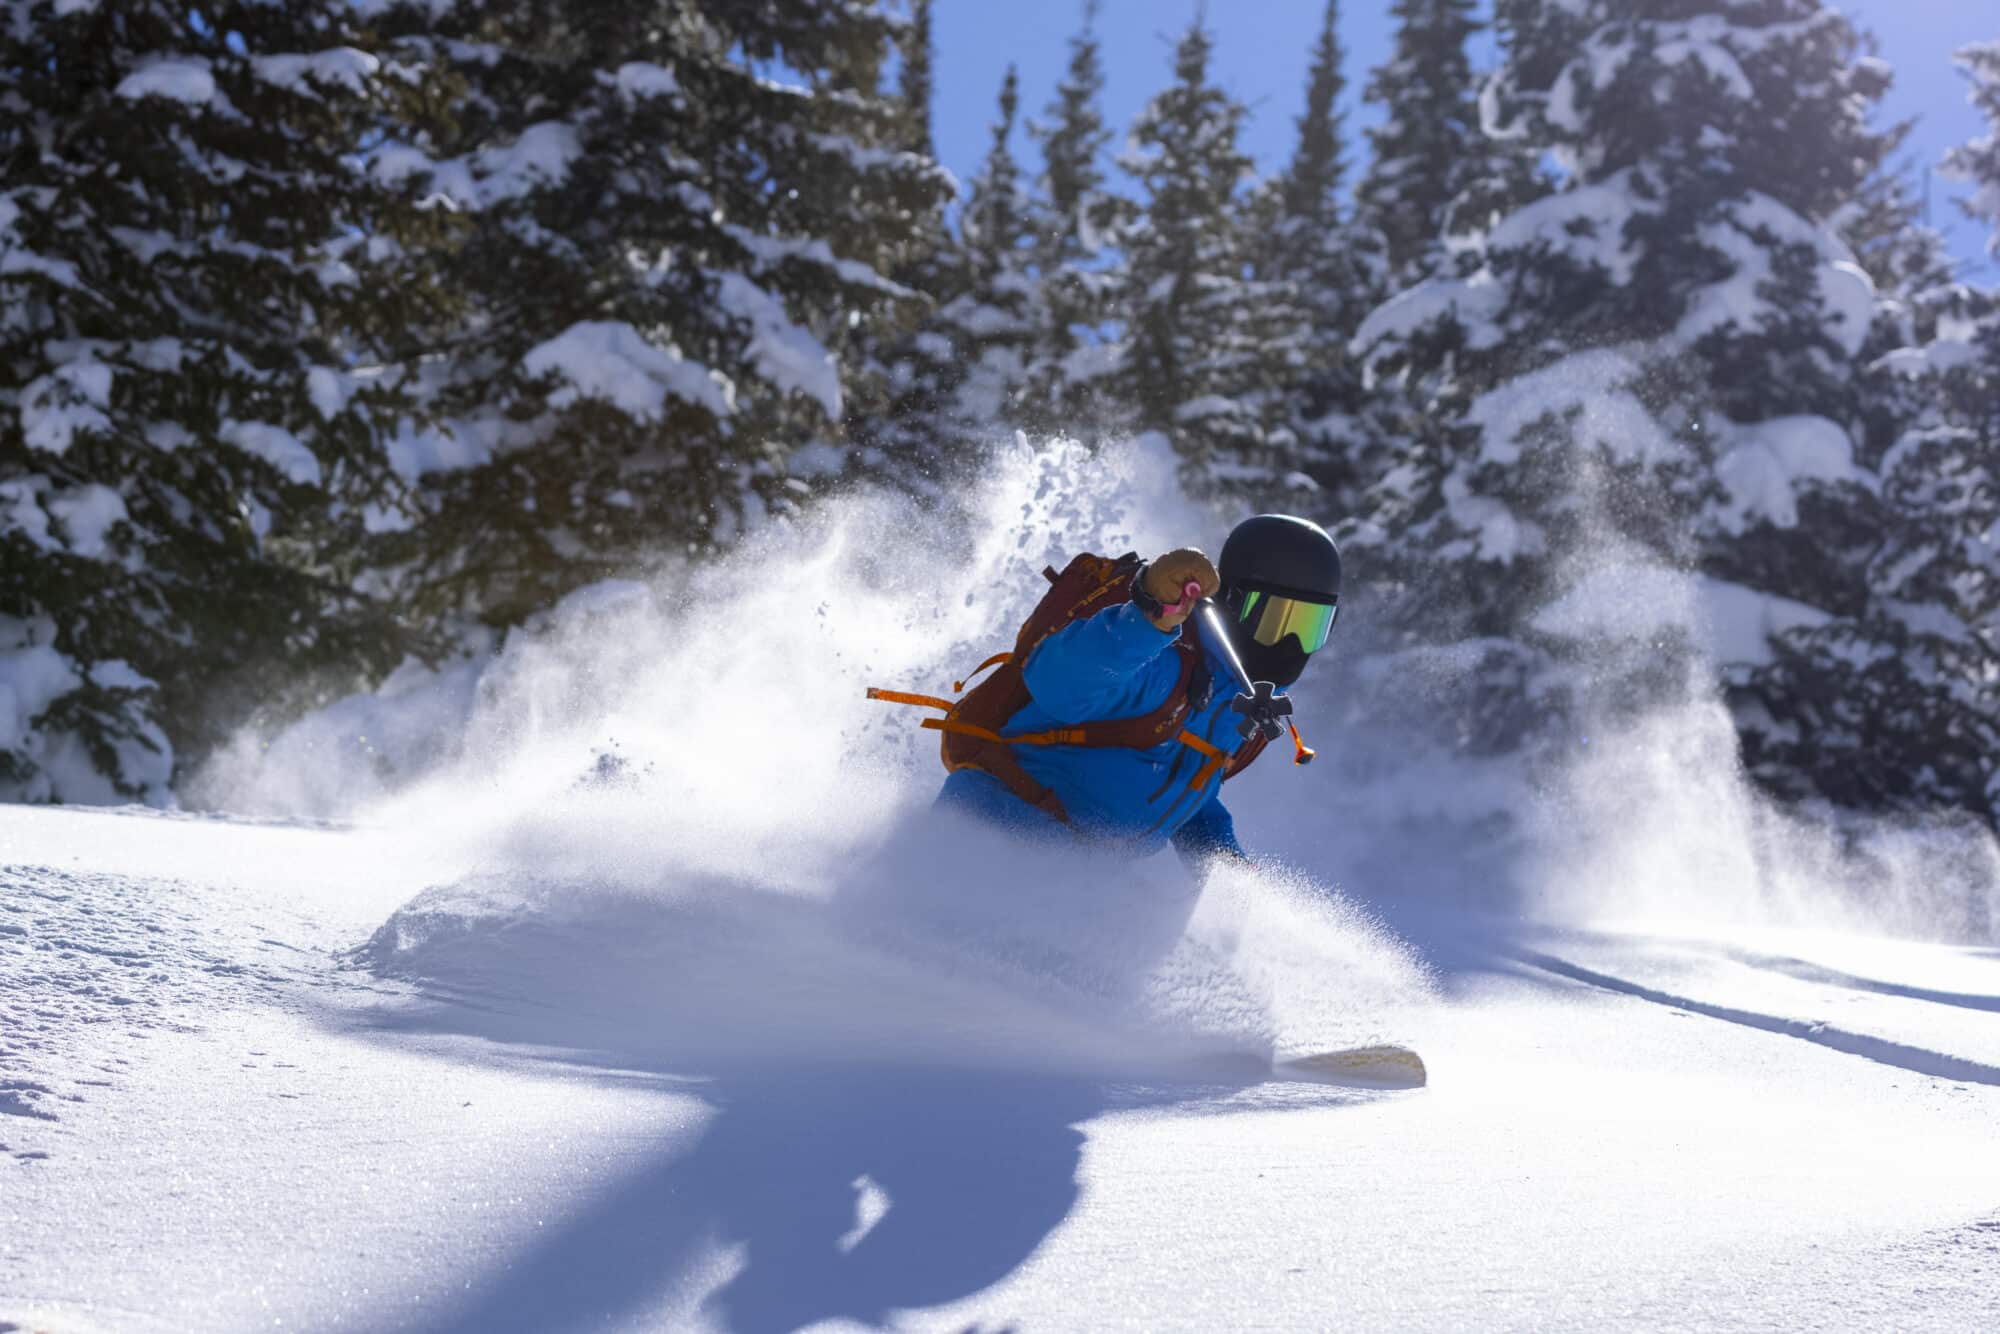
[199,436,1435,1077]
[1519,554,2000,946]
[195,434,1995,1087]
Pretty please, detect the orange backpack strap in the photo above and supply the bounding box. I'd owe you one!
[1175,729,1231,792]
[865,688,955,713]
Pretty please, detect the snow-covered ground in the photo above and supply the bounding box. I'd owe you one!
[6,441,1998,1330]
[4,803,1997,1332]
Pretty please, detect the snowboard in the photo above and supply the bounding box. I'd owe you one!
[1186,1043,1427,1089]
[1272,1044,1427,1089]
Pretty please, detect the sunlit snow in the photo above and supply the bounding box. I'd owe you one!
[5,441,1996,1331]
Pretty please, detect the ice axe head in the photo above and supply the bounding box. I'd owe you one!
[1229,679,1292,741]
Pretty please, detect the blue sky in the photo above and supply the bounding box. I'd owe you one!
[929,0,1996,279]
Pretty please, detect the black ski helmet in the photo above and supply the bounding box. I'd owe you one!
[1217,514,1341,687]
[1219,514,1341,605]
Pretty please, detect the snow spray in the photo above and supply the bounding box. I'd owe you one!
[204,435,1435,1076]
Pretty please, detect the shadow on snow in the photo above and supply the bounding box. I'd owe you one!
[323,865,1383,1333]
[403,1061,1100,1334]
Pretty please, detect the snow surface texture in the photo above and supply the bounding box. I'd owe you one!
[6,815,1999,1331]
[9,438,2000,1330]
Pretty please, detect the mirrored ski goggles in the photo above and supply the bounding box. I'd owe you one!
[1237,590,1339,653]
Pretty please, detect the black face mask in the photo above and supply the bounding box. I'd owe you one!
[1232,627,1312,688]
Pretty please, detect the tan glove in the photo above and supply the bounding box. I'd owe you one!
[1141,548,1220,631]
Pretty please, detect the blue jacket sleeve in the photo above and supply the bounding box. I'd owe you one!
[1020,601,1180,723]
[1172,790,1246,873]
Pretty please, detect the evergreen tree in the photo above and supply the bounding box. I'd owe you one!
[897,0,935,158]
[1020,0,1126,434]
[845,0,962,495]
[1251,0,1387,517]
[1118,20,1301,488]
[1350,0,1897,772]
[1840,154,1954,311]
[1947,42,2000,235]
[1788,324,2000,829]
[1764,42,2000,830]
[365,1,950,628]
[0,0,436,802]
[949,65,1042,426]
[1353,0,1552,282]
[1357,0,1486,277]
[857,65,1038,491]
[1281,0,1350,238]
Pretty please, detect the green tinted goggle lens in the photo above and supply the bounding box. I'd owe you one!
[1237,591,1338,653]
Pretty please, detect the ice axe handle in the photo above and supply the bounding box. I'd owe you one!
[1193,600,1294,743]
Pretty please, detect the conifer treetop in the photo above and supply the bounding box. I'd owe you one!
[1943,41,2000,256]
[898,0,936,159]
[964,65,1027,278]
[1283,0,1347,233]
[1355,0,1486,274]
[1032,0,1111,263]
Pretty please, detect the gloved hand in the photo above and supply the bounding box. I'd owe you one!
[1141,548,1220,631]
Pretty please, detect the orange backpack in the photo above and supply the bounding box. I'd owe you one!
[868,552,1273,824]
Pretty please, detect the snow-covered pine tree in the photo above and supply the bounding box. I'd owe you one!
[844,0,965,496]
[363,1,949,628]
[1771,42,2000,830]
[1832,146,1961,479]
[1117,19,1303,491]
[1354,0,1538,282]
[1891,45,2000,825]
[1019,0,1127,436]
[1248,0,1387,519]
[1812,309,2000,829]
[1947,41,2000,234]
[897,0,935,158]
[0,0,437,803]
[1350,0,1896,770]
[853,64,1039,493]
[1840,164,1957,349]
[947,66,1042,432]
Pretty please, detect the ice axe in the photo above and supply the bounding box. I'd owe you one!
[1165,580,1316,764]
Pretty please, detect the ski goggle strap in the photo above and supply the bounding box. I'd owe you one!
[1237,590,1339,653]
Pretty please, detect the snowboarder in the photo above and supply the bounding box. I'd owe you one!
[880,515,1342,870]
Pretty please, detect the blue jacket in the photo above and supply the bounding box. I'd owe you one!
[935,601,1263,864]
